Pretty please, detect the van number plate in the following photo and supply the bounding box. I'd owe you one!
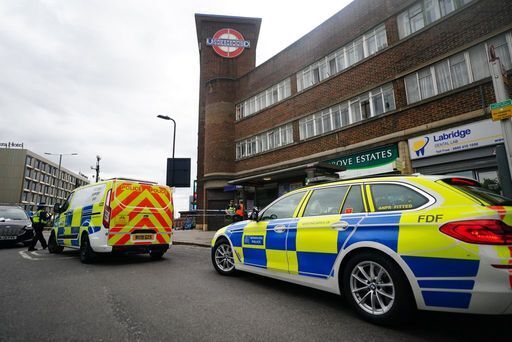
[133,234,154,241]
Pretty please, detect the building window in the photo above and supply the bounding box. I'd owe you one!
[397,0,474,39]
[296,23,387,92]
[405,32,512,104]
[236,78,291,120]
[236,123,293,160]
[299,83,396,140]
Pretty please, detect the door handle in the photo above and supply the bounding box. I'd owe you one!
[273,225,287,233]
[331,221,349,231]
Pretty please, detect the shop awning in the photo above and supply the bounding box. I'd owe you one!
[227,162,345,186]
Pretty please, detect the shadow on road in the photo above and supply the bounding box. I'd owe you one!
[0,242,29,249]
[234,271,510,340]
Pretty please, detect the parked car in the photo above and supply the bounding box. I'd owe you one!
[211,175,512,325]
[49,178,173,263]
[0,205,34,245]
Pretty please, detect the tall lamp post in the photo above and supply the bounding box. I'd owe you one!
[157,115,176,186]
[44,152,78,203]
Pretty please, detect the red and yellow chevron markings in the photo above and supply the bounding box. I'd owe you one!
[108,182,173,246]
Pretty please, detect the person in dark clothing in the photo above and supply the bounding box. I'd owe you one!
[28,204,49,251]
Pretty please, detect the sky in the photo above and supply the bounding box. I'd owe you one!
[0,0,353,213]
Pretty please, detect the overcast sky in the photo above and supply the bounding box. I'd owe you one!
[0,0,352,213]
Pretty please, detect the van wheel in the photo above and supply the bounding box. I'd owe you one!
[212,239,236,276]
[342,251,415,326]
[80,234,96,263]
[48,232,63,254]
[150,250,166,260]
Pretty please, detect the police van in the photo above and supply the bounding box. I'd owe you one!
[49,178,173,263]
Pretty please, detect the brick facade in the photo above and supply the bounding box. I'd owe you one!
[195,0,512,230]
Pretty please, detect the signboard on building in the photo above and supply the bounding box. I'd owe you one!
[325,145,398,179]
[408,119,504,160]
[0,142,23,148]
[490,99,512,121]
[206,28,250,58]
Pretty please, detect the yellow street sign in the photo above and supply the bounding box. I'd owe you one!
[490,99,512,121]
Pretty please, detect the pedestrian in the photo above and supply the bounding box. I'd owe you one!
[28,203,49,251]
[225,199,236,223]
[234,199,245,222]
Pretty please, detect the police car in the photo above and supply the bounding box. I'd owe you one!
[210,175,512,324]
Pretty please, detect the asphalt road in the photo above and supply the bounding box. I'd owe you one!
[0,242,509,342]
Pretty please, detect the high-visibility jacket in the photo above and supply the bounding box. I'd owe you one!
[32,210,48,224]
[235,203,244,217]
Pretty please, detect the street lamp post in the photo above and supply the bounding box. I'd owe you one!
[157,115,176,186]
[44,152,78,204]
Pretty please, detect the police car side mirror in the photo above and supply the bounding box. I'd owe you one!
[249,207,260,221]
[54,203,65,214]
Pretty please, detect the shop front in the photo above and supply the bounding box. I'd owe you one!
[408,119,510,194]
[325,144,401,179]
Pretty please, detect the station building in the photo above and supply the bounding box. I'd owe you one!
[195,0,512,230]
[0,148,89,211]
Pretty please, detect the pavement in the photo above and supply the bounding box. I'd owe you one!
[172,229,215,247]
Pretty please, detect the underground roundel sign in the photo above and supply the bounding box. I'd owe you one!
[206,28,250,58]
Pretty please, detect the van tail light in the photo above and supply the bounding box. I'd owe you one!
[103,189,112,229]
[440,220,512,245]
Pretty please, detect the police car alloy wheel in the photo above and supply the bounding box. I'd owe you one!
[342,252,415,325]
[349,261,395,316]
[212,239,235,275]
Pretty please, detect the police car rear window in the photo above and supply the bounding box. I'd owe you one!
[370,184,428,211]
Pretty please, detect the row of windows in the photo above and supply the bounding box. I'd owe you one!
[235,79,291,120]
[234,1,478,122]
[260,183,429,220]
[21,191,69,206]
[397,0,474,39]
[236,124,293,160]
[25,156,81,184]
[297,24,387,92]
[299,84,395,140]
[405,32,512,104]
[23,180,76,194]
[24,167,81,185]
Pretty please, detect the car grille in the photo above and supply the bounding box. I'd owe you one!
[0,227,25,236]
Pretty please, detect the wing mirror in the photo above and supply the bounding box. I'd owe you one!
[53,203,62,214]
[54,202,68,214]
[249,207,260,221]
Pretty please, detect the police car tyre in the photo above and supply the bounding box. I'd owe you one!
[212,239,236,275]
[48,232,63,254]
[80,234,96,263]
[342,251,415,325]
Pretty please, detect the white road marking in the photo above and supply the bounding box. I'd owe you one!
[19,250,75,261]
[19,251,39,260]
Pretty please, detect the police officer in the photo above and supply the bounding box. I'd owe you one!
[224,200,236,223]
[28,203,49,251]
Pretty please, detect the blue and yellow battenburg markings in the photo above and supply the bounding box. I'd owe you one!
[223,206,485,310]
[56,202,103,247]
